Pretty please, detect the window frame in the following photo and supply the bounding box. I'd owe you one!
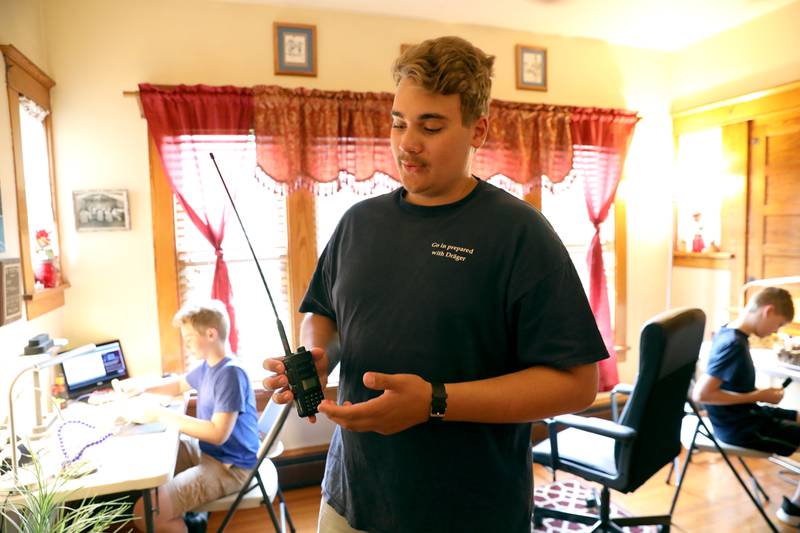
[1,44,69,319]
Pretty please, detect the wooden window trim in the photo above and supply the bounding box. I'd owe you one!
[1,44,68,319]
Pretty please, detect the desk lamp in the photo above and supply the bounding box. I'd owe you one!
[7,343,96,481]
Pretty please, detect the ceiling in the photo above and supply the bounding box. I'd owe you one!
[216,0,797,51]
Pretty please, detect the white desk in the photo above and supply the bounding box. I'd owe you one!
[0,396,184,532]
[750,347,800,381]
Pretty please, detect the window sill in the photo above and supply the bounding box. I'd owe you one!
[23,282,70,319]
[673,251,734,269]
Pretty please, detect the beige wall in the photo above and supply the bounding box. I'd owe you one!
[0,0,66,422]
[670,0,800,111]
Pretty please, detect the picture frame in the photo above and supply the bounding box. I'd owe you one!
[73,189,131,232]
[0,258,22,325]
[273,22,317,77]
[515,45,547,92]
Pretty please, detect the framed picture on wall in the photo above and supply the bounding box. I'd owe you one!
[515,45,547,91]
[273,22,317,77]
[73,189,131,232]
[0,258,22,325]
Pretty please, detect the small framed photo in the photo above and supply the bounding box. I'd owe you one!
[273,22,317,77]
[0,258,22,325]
[73,189,131,232]
[515,45,547,91]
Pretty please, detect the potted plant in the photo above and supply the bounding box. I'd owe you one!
[0,452,132,532]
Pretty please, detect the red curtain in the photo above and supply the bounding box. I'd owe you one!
[570,108,639,391]
[251,87,575,193]
[476,100,573,188]
[253,86,396,193]
[139,83,255,353]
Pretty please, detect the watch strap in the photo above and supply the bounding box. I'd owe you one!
[429,382,447,421]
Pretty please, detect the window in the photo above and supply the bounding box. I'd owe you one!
[1,45,67,319]
[164,135,289,379]
[540,176,617,331]
[489,174,625,357]
[674,128,724,254]
[156,152,626,372]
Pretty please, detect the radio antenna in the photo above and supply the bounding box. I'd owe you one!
[209,153,292,357]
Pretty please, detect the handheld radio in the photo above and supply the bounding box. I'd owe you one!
[210,153,324,417]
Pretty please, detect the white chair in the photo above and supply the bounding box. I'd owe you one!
[193,399,295,533]
[668,401,777,532]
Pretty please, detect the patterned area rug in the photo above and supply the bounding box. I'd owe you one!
[532,479,656,532]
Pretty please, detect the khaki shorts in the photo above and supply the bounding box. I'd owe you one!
[163,435,251,516]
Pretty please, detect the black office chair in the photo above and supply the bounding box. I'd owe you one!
[532,307,706,533]
[193,399,296,532]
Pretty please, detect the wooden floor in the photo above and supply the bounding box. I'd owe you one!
[209,449,800,532]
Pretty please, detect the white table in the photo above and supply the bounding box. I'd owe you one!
[0,396,184,532]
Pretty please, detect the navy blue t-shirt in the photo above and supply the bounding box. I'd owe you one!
[300,179,608,533]
[704,327,762,443]
[186,357,259,469]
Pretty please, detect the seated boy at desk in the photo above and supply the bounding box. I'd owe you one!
[127,300,259,533]
[692,287,797,525]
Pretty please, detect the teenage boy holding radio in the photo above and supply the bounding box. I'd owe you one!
[264,36,607,533]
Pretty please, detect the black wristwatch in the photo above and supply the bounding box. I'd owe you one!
[429,382,447,421]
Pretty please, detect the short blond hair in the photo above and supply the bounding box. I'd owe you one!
[747,287,795,321]
[173,299,230,342]
[392,36,494,125]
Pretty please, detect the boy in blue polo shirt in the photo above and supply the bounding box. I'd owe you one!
[130,300,259,533]
[693,287,796,525]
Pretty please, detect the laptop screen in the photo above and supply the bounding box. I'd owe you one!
[61,340,128,397]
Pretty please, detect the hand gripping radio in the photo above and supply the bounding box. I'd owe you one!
[210,154,324,417]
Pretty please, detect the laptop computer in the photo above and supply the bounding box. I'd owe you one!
[61,340,129,399]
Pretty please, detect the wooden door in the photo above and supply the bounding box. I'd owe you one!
[747,111,800,281]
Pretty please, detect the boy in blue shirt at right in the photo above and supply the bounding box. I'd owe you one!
[693,287,796,525]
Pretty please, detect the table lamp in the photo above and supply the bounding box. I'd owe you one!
[7,343,96,481]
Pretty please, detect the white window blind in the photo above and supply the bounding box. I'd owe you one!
[173,138,289,380]
[541,174,616,329]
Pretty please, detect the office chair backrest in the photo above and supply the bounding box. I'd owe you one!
[256,399,292,463]
[617,307,705,491]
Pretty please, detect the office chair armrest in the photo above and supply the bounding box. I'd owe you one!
[610,383,634,422]
[549,413,637,442]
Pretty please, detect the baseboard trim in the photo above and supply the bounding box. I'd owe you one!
[275,444,329,489]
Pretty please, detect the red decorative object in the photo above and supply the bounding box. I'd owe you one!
[35,259,58,289]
